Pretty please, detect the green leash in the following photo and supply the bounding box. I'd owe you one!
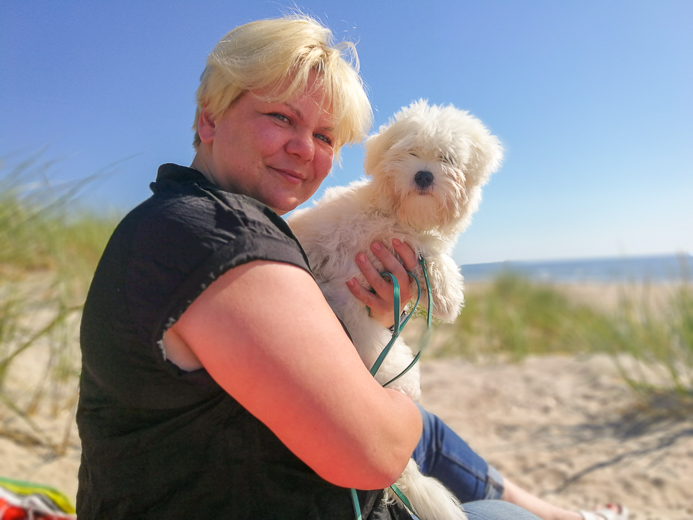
[370,255,433,385]
[382,255,433,388]
[352,485,416,519]
[368,272,421,378]
[390,483,417,515]
[351,489,363,520]
[351,254,433,520]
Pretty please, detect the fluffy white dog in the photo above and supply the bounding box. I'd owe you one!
[288,100,502,520]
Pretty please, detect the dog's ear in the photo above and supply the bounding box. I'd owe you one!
[363,126,393,176]
[467,133,503,188]
[364,100,428,175]
[363,120,396,175]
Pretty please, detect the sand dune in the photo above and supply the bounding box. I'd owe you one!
[1,352,691,519]
[1,281,691,518]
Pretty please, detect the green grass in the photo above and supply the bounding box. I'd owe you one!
[0,152,119,450]
[592,282,693,410]
[438,270,693,410]
[0,153,117,279]
[438,272,609,360]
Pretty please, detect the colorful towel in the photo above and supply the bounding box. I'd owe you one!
[0,477,75,520]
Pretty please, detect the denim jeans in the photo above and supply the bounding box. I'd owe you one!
[412,405,505,504]
[407,501,540,520]
[462,500,542,520]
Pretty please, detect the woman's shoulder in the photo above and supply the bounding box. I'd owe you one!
[140,164,293,240]
[99,166,311,298]
[111,165,282,251]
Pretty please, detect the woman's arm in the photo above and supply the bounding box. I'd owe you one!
[167,259,422,490]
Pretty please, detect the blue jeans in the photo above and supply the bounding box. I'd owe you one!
[412,405,505,504]
[407,501,540,520]
[462,500,542,520]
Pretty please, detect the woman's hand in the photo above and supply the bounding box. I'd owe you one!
[346,239,419,329]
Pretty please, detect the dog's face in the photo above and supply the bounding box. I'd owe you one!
[364,100,502,234]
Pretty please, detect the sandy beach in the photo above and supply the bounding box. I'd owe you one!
[420,354,693,520]
[0,283,691,519]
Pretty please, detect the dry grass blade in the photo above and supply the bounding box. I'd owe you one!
[1,151,120,454]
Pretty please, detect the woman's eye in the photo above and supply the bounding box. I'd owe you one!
[315,134,333,146]
[271,113,290,123]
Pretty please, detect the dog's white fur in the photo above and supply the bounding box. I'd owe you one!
[288,100,502,520]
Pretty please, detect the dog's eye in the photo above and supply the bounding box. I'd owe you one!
[409,152,419,158]
[441,154,456,167]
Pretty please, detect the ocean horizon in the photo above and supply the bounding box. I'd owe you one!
[460,253,693,283]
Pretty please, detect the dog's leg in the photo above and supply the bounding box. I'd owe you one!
[419,253,466,323]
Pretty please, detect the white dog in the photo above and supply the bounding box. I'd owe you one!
[288,100,502,520]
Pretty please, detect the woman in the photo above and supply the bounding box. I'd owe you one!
[76,14,547,520]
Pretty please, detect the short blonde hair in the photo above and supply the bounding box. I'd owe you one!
[193,15,372,153]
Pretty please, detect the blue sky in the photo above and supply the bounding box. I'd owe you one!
[1,1,691,265]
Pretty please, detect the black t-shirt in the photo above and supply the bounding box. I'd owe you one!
[76,164,409,519]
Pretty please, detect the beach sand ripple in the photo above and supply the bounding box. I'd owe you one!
[420,355,693,520]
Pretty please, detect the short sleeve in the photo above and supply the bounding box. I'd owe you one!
[124,185,312,353]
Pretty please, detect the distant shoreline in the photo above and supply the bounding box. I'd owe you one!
[461,253,692,283]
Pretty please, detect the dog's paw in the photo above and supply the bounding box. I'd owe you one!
[431,295,464,322]
[421,255,465,322]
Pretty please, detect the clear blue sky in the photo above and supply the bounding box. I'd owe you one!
[1,0,691,265]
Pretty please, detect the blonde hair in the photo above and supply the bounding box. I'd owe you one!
[193,15,372,153]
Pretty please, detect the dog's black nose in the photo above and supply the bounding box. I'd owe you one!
[414,170,434,189]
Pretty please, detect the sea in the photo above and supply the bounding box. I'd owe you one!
[460,253,693,283]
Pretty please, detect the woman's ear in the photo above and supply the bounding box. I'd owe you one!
[197,108,217,144]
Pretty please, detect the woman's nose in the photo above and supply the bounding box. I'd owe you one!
[286,130,315,161]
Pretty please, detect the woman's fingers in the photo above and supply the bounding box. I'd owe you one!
[368,241,412,303]
[346,240,419,329]
[346,251,391,314]
[391,239,418,272]
[346,273,380,309]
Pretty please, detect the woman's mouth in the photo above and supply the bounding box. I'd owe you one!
[273,167,304,185]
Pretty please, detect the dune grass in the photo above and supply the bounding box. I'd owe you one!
[2,151,691,433]
[437,273,608,360]
[594,281,693,411]
[0,152,119,450]
[439,270,693,410]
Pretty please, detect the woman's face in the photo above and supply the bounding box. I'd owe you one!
[197,73,336,214]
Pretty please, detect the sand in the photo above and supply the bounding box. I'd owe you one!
[1,283,691,519]
[419,355,693,520]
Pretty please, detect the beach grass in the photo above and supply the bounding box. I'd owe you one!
[593,281,693,411]
[0,152,119,448]
[438,272,609,360]
[2,151,691,428]
[439,271,693,410]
